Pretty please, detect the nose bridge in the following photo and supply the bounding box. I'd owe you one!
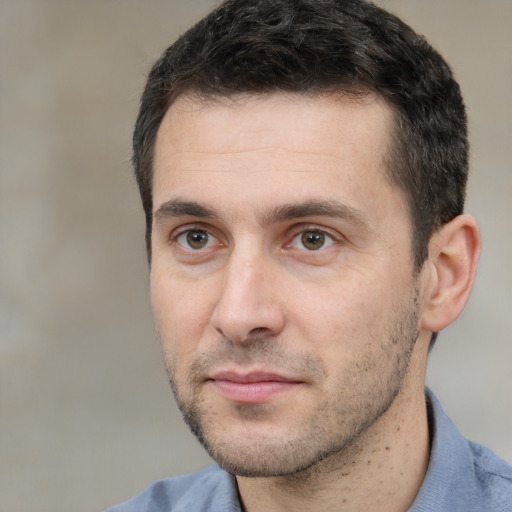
[211,241,284,343]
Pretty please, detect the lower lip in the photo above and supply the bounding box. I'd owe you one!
[210,380,300,404]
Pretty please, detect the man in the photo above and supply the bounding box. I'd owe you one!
[108,0,512,510]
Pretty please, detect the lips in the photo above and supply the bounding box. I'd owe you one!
[208,371,303,404]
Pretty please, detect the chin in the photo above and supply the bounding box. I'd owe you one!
[208,443,325,478]
[191,418,354,478]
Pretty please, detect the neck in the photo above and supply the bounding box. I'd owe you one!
[236,347,431,512]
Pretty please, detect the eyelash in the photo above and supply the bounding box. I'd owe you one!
[170,224,222,248]
[170,224,340,253]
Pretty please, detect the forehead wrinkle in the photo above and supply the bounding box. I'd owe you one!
[158,150,352,177]
[169,147,347,158]
[164,148,345,174]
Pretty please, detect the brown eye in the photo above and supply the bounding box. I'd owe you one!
[177,230,212,250]
[301,231,326,250]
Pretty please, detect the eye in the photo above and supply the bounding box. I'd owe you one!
[176,229,218,250]
[290,230,335,251]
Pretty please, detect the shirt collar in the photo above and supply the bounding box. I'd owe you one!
[408,388,476,511]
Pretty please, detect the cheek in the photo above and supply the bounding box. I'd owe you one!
[288,272,396,365]
[150,271,216,358]
[292,275,380,329]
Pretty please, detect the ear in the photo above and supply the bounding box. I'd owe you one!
[421,215,481,333]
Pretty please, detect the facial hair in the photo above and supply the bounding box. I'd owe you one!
[163,288,421,478]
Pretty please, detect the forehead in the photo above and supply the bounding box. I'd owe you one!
[152,93,404,224]
[155,92,393,165]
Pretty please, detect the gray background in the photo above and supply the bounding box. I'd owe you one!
[0,1,510,511]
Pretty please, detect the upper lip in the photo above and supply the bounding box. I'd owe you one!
[209,370,301,383]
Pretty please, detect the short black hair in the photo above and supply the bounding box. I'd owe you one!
[133,0,468,272]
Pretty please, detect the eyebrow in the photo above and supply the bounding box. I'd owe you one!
[260,200,370,229]
[154,199,218,223]
[154,198,369,230]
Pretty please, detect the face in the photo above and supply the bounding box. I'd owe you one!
[151,93,428,477]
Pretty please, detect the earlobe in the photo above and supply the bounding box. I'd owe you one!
[421,215,481,333]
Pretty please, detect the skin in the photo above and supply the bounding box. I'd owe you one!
[150,93,480,511]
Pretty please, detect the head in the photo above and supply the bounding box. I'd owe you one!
[133,0,469,270]
[135,0,480,479]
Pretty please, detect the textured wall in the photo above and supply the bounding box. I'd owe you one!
[0,1,510,510]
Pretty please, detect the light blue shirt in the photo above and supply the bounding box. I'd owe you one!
[106,390,512,511]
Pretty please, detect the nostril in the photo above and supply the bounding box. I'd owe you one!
[249,327,270,337]
[212,324,274,345]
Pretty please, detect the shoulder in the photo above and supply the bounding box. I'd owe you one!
[411,389,512,511]
[468,440,512,509]
[105,465,241,512]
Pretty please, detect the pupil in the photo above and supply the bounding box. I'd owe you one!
[187,230,208,249]
[302,231,325,250]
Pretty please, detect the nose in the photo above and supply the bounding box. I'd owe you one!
[210,249,285,343]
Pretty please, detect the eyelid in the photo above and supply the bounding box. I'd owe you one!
[170,222,213,239]
[166,222,344,252]
[285,224,343,245]
[178,230,215,250]
[169,223,224,248]
[290,232,335,252]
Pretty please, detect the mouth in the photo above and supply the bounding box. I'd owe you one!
[207,370,304,404]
